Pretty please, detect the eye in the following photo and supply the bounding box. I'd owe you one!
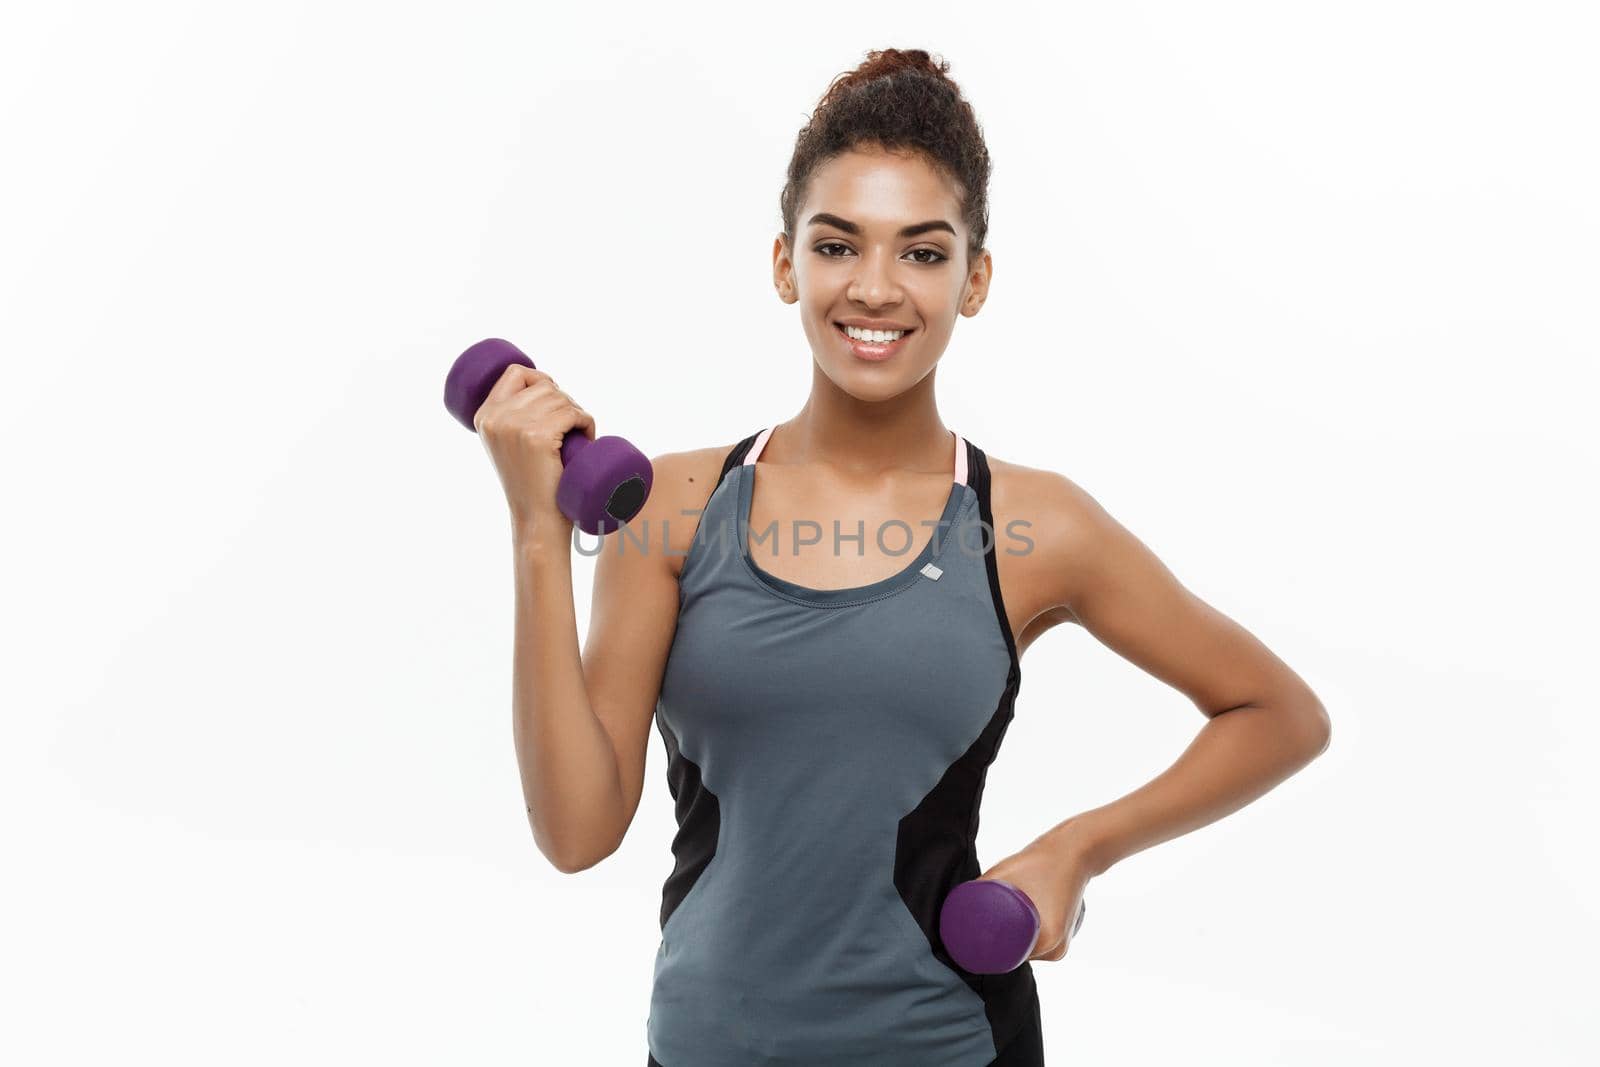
[813,242,948,264]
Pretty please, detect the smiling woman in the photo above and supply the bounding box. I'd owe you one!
[637,49,1061,1067]
[494,43,1332,1067]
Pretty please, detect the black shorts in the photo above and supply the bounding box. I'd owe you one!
[646,991,1045,1066]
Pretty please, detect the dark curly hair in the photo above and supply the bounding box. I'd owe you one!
[779,48,992,266]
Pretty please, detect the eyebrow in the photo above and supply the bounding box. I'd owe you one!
[806,212,956,239]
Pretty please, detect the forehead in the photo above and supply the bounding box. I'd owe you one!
[803,146,963,230]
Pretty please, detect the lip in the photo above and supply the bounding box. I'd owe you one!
[834,322,915,362]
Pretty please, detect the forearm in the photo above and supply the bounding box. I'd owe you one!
[511,531,626,872]
[1049,696,1330,877]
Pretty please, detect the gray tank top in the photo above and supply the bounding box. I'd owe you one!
[647,426,1037,1066]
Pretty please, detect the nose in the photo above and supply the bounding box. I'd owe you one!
[846,247,904,309]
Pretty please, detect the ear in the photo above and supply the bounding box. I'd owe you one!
[773,234,798,303]
[961,248,993,316]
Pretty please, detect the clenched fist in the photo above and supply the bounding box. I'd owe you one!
[472,364,596,542]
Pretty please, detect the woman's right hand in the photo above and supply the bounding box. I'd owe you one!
[472,363,597,544]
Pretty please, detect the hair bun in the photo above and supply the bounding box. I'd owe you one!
[853,47,949,83]
[822,48,952,107]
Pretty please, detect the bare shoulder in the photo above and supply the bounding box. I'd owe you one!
[630,443,740,579]
[984,452,1115,644]
[987,454,1108,538]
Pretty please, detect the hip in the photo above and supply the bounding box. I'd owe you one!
[645,987,1045,1067]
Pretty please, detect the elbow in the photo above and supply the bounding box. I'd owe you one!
[1297,698,1332,758]
[541,831,621,876]
[551,846,613,875]
[525,792,629,874]
[551,853,596,876]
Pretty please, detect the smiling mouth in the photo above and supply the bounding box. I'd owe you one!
[834,323,916,343]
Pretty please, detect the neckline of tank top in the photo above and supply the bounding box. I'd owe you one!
[733,426,973,608]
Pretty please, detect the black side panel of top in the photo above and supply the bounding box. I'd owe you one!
[893,439,1037,1054]
[654,433,763,932]
[654,712,719,932]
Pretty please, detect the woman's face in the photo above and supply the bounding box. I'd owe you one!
[773,145,992,401]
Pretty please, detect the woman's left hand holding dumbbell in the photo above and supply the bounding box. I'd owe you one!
[975,825,1094,963]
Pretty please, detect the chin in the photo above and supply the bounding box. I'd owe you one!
[817,357,927,402]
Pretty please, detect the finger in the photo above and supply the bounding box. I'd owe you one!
[489,384,562,429]
[470,371,547,428]
[515,391,596,441]
[483,363,549,407]
[544,400,595,441]
[475,366,546,432]
[499,379,573,416]
[572,405,596,440]
[504,396,596,447]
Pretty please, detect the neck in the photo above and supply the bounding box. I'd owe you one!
[767,366,951,481]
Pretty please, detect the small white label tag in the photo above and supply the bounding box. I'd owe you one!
[920,562,943,581]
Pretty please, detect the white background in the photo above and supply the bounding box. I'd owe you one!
[4,1,1595,1063]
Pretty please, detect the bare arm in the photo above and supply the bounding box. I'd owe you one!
[1029,473,1333,876]
[512,451,693,873]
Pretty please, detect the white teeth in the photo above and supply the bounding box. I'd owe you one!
[843,325,906,343]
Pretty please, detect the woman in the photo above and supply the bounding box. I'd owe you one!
[475,48,1331,1067]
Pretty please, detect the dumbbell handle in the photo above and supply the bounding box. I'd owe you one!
[938,878,1086,974]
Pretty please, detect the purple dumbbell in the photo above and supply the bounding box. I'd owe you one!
[939,879,1087,974]
[444,338,653,536]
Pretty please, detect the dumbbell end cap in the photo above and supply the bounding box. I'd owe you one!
[559,438,654,536]
[605,475,649,524]
[445,338,534,430]
[939,879,1041,975]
